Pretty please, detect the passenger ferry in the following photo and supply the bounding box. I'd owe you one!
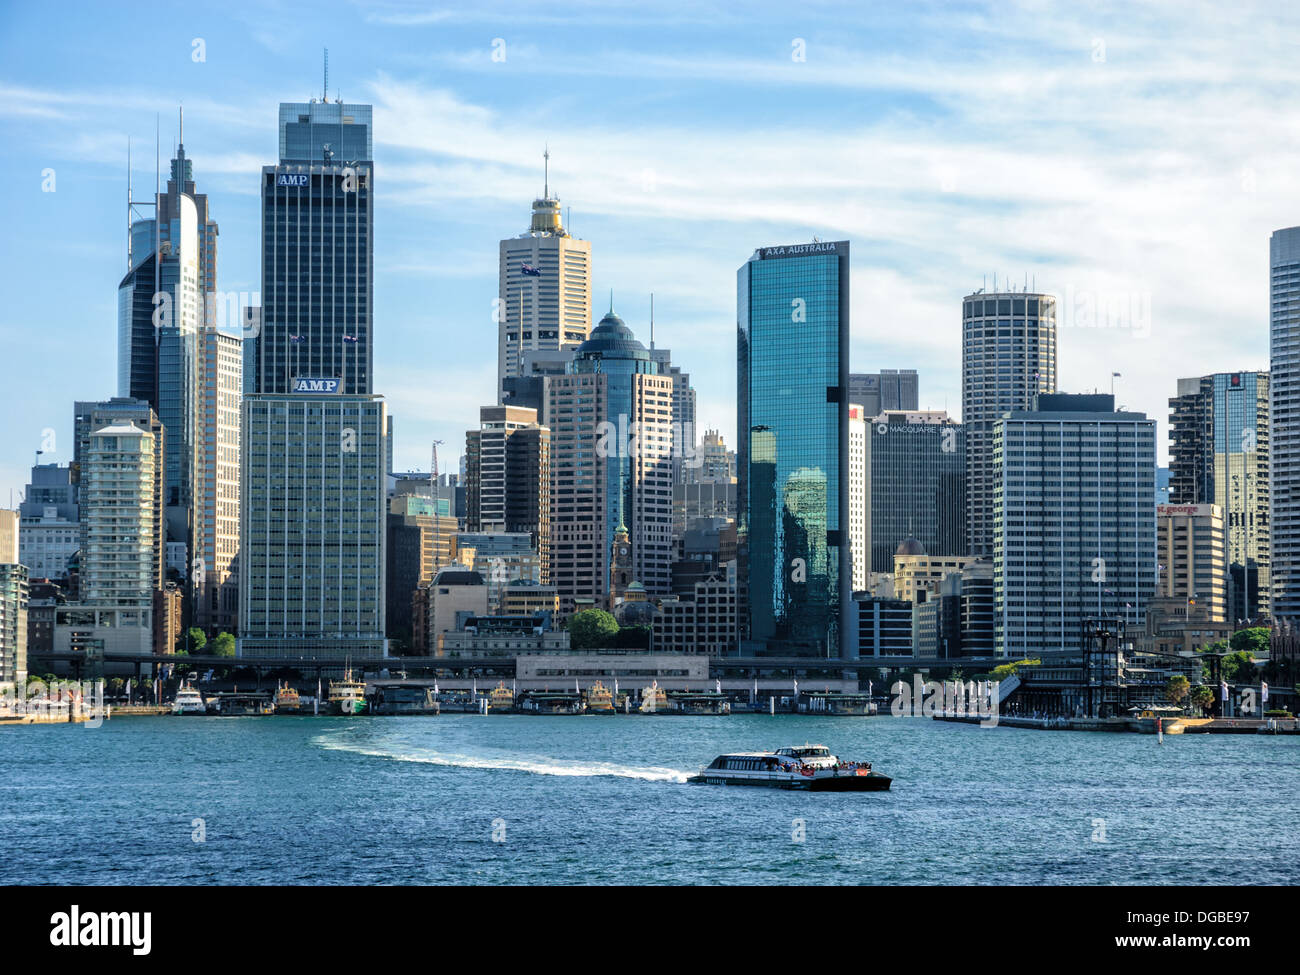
[488,682,516,712]
[688,744,892,791]
[328,669,368,716]
[640,681,669,713]
[171,683,207,716]
[584,681,616,714]
[273,682,302,714]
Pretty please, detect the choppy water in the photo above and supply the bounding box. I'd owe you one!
[2,714,1295,884]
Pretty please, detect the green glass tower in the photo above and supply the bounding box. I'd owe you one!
[737,241,849,657]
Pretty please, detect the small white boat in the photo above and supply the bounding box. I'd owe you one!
[171,683,207,716]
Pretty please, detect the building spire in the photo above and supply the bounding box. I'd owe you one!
[543,144,550,198]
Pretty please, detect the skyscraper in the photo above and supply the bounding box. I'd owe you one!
[738,241,849,657]
[240,97,387,659]
[1270,227,1300,619]
[464,405,550,578]
[18,464,79,581]
[1156,504,1228,622]
[994,394,1156,657]
[254,101,374,396]
[497,160,592,401]
[546,311,673,613]
[865,410,965,574]
[847,404,867,592]
[74,399,166,590]
[55,422,160,658]
[193,327,242,632]
[1168,371,1269,620]
[848,369,918,417]
[962,291,1057,557]
[117,121,218,599]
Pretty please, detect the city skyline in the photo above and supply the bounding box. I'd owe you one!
[5,1,1298,506]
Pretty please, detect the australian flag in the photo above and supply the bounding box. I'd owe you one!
[342,334,358,343]
[521,262,542,277]
[289,334,305,344]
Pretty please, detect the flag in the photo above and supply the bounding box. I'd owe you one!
[289,334,304,343]
[341,334,358,343]
[1262,681,1269,703]
[521,262,541,277]
[1220,680,1228,702]
[715,679,721,694]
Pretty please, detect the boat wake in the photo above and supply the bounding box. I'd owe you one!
[312,733,690,783]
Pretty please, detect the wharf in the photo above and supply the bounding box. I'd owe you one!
[935,714,1298,734]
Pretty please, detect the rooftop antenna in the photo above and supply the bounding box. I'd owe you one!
[650,293,655,350]
[178,104,183,147]
[323,48,329,102]
[543,144,550,198]
[609,289,614,314]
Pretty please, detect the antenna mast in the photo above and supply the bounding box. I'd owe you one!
[323,48,329,102]
[543,144,550,198]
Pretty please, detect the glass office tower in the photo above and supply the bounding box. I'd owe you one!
[255,101,373,396]
[240,98,387,658]
[1270,227,1300,619]
[1168,371,1270,621]
[737,241,849,657]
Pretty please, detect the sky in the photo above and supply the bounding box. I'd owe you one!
[2,0,1297,505]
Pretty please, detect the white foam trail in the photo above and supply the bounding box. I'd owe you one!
[312,734,689,783]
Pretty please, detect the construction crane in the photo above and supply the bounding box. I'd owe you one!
[430,439,445,491]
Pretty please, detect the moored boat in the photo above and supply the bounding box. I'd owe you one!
[171,683,207,716]
[687,744,891,791]
[328,669,367,716]
[488,682,516,712]
[584,681,616,714]
[273,681,302,714]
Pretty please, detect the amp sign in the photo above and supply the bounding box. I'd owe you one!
[277,173,310,187]
[292,377,340,394]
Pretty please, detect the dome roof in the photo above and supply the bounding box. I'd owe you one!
[895,536,926,557]
[575,311,650,360]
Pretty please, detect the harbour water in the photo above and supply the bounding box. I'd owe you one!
[2,714,1295,885]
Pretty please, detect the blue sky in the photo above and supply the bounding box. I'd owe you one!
[2,0,1297,503]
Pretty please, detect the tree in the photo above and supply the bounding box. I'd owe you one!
[1189,685,1214,715]
[567,609,620,649]
[1230,628,1270,657]
[178,627,206,654]
[1165,674,1190,705]
[1221,650,1257,684]
[209,632,236,658]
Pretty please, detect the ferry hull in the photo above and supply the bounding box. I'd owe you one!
[688,771,892,791]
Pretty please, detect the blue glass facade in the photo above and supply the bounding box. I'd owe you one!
[737,241,849,657]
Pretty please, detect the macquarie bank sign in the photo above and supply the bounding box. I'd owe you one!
[293,377,340,394]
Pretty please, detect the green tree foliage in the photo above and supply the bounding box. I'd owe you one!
[1221,650,1257,684]
[178,627,206,654]
[567,609,620,649]
[1165,674,1190,704]
[1229,627,1270,656]
[989,658,1041,681]
[1189,684,1214,714]
[209,632,236,658]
